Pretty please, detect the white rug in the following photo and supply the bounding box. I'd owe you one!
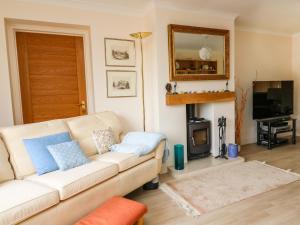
[160,161,300,217]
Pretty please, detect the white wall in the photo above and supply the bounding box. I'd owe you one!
[0,0,237,166]
[0,11,14,127]
[292,34,300,135]
[0,0,145,132]
[235,29,293,145]
[148,7,236,164]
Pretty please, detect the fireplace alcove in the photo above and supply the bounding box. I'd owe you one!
[186,104,211,160]
[166,91,236,159]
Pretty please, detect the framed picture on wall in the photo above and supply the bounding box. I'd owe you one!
[105,38,136,67]
[106,70,137,98]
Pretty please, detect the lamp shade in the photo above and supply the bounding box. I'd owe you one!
[199,47,211,60]
[130,32,152,39]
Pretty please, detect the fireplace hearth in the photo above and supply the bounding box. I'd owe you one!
[186,104,211,160]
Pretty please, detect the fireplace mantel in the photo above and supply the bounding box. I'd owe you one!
[166,91,235,105]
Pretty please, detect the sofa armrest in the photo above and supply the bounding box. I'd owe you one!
[119,132,126,143]
[154,140,166,174]
[154,140,165,160]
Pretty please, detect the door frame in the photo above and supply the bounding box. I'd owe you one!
[5,19,95,124]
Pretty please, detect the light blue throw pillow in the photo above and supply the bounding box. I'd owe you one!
[23,132,72,175]
[47,141,90,171]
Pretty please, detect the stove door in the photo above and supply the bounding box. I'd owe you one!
[192,128,209,146]
[187,122,211,159]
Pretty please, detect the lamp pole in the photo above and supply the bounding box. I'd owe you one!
[130,32,152,132]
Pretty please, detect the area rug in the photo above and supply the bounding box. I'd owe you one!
[160,160,300,217]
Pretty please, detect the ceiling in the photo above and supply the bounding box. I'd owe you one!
[163,0,300,35]
[19,0,300,34]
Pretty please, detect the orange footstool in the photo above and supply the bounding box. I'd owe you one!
[74,196,147,225]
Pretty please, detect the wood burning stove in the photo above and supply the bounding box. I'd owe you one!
[186,104,211,160]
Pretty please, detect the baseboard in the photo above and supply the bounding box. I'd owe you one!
[241,137,257,145]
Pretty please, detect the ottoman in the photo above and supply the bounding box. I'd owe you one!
[74,196,147,225]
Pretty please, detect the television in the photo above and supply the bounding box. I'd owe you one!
[253,80,294,119]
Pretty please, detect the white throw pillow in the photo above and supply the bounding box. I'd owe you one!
[92,127,116,154]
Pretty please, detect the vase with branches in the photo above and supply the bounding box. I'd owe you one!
[235,86,249,145]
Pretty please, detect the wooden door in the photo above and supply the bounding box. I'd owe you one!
[16,32,87,123]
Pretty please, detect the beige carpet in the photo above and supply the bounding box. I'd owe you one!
[160,161,300,217]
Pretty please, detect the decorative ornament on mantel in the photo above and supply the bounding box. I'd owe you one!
[173,82,178,94]
[225,80,229,92]
[130,32,152,132]
[165,83,172,95]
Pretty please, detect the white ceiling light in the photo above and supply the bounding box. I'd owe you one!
[199,48,211,60]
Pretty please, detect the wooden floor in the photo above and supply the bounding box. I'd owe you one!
[129,140,300,225]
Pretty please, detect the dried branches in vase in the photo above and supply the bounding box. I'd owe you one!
[235,87,249,145]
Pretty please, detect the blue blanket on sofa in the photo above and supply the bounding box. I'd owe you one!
[110,132,169,162]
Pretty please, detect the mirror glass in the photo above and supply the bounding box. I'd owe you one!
[174,33,225,75]
[168,24,230,81]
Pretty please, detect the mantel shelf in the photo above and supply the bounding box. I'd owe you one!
[166,91,236,105]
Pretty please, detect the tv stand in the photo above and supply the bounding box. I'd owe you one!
[256,117,296,149]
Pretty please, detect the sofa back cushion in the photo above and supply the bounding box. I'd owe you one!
[23,132,72,175]
[0,139,14,183]
[66,111,122,157]
[0,120,69,179]
[95,112,123,142]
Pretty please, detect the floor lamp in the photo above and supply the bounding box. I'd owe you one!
[130,32,152,132]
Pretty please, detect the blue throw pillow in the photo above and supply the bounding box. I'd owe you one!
[47,141,90,171]
[23,132,72,175]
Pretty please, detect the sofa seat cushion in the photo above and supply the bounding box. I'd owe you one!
[26,161,118,200]
[92,152,155,172]
[0,180,59,225]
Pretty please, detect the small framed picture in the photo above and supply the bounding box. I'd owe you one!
[106,70,137,98]
[105,38,136,67]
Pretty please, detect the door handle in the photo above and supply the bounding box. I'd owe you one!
[78,100,86,111]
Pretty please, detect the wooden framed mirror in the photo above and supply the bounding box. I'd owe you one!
[168,24,230,81]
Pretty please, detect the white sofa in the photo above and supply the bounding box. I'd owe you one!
[0,111,165,225]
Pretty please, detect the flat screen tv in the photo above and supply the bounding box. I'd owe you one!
[253,80,294,119]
